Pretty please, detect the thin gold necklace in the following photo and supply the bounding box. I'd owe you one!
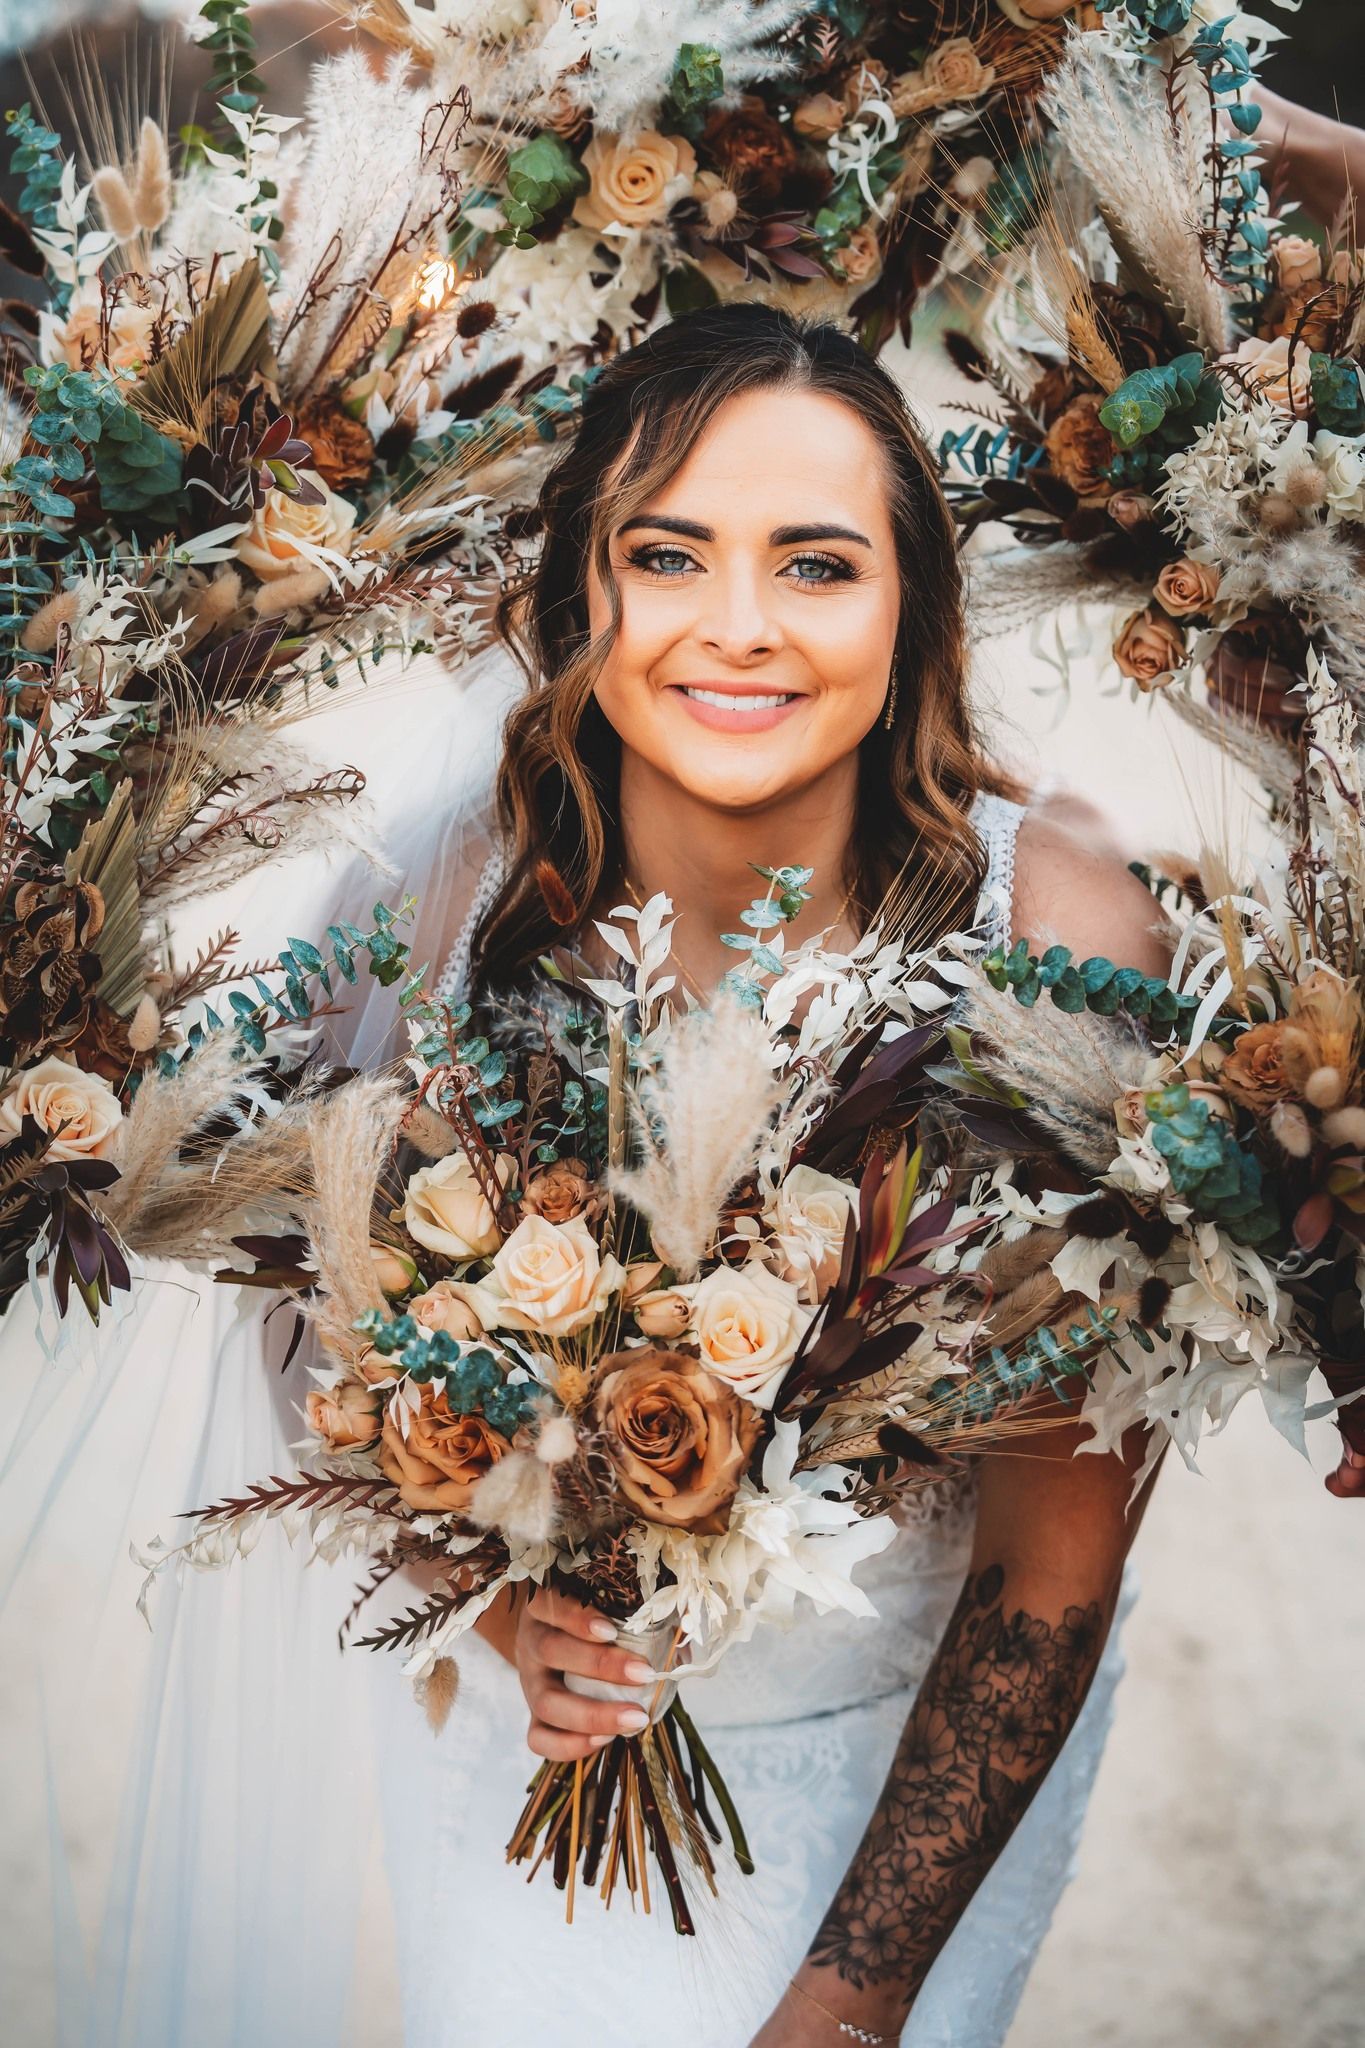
[618,867,860,1003]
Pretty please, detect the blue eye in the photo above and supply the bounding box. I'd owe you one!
[623,544,858,585]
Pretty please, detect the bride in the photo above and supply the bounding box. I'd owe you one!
[379,302,1170,2048]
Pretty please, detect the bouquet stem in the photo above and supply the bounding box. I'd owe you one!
[506,1697,751,1936]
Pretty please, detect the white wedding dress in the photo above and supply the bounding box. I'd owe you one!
[0,643,1131,2048]
[377,787,1137,2048]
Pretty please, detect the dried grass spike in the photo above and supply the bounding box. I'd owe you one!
[91,166,137,243]
[416,1655,459,1735]
[132,118,171,234]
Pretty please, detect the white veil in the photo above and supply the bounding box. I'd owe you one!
[0,638,526,2047]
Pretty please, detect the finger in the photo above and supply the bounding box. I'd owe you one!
[528,1679,650,1740]
[527,1721,613,1763]
[527,1587,618,1642]
[524,1619,657,1688]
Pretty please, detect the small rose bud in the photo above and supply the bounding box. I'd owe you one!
[622,1259,665,1306]
[371,1243,419,1296]
[633,1287,692,1340]
[1107,490,1157,532]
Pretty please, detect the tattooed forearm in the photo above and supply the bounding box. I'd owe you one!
[808,1562,1108,2008]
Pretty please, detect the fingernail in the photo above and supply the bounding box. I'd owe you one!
[589,1733,613,1749]
[588,1618,617,1642]
[617,1707,649,1733]
[622,1657,655,1684]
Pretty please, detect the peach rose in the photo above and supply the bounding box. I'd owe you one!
[792,92,846,142]
[1154,557,1221,619]
[764,1165,857,1305]
[53,282,158,373]
[1113,606,1186,690]
[466,1212,624,1337]
[922,37,995,101]
[234,470,357,582]
[1220,334,1312,414]
[573,129,698,231]
[403,1152,511,1261]
[409,1279,485,1342]
[687,1260,812,1408]
[592,1347,760,1533]
[305,1378,381,1451]
[833,223,882,286]
[1273,234,1323,294]
[520,1155,592,1224]
[0,1054,122,1160]
[379,1385,511,1514]
[632,1287,692,1340]
[1044,394,1115,501]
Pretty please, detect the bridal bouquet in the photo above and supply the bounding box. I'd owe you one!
[937,5,1365,712]
[141,846,1322,1926]
[343,0,1085,358]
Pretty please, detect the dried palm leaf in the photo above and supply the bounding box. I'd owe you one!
[65,779,144,1015]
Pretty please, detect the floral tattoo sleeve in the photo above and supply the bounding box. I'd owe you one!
[808,1562,1108,2004]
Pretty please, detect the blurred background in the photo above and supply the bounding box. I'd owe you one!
[0,5,1363,2046]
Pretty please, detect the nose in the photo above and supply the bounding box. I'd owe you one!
[693,559,784,666]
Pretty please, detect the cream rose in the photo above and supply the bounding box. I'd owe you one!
[466,1212,624,1337]
[403,1152,511,1261]
[53,282,159,372]
[1220,334,1312,414]
[1273,234,1323,294]
[0,1054,122,1160]
[371,1243,418,1296]
[1153,557,1221,618]
[234,470,357,583]
[764,1166,858,1305]
[687,1261,812,1408]
[305,1378,381,1451]
[1314,431,1365,526]
[573,129,698,231]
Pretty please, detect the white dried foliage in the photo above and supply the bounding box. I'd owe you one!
[529,1,805,141]
[274,52,451,388]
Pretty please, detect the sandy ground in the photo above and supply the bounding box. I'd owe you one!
[4,333,1365,2044]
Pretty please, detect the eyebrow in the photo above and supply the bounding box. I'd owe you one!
[615,513,873,548]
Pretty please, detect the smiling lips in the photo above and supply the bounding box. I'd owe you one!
[669,682,804,733]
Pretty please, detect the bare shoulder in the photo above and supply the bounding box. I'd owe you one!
[1011,792,1171,978]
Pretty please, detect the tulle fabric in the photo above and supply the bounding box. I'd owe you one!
[0,642,524,2048]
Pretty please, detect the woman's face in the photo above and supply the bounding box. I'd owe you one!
[585,385,901,816]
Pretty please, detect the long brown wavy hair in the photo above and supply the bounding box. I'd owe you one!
[471,302,1005,995]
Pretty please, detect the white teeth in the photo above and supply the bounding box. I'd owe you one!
[681,687,794,711]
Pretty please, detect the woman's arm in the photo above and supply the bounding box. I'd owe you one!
[754,817,1173,2045]
[1253,84,1365,229]
[764,1415,1161,2045]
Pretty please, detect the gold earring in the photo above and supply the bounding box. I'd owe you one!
[883,659,900,731]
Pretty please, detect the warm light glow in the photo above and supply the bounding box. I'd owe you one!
[417,257,460,313]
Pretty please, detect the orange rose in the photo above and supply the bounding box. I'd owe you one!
[1273,235,1323,294]
[409,1280,485,1342]
[592,1347,760,1534]
[520,1156,593,1224]
[1154,557,1221,618]
[1113,607,1186,689]
[1044,394,1115,500]
[305,1378,381,1451]
[1220,1021,1293,1112]
[378,1384,512,1514]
